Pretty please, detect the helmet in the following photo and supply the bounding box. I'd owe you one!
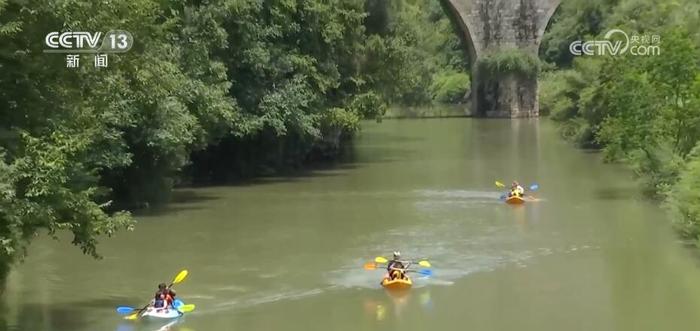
[158,283,166,290]
[393,251,401,259]
[512,181,519,186]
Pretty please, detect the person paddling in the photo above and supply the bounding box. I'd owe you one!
[509,181,525,198]
[152,283,177,309]
[386,251,408,280]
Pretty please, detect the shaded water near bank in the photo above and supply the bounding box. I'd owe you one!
[4,118,700,331]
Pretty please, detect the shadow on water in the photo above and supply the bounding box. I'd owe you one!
[2,298,196,331]
[0,304,89,331]
[133,190,221,217]
[135,126,420,218]
[167,190,221,204]
[0,296,157,331]
[135,163,361,217]
[355,130,426,144]
[592,187,639,201]
[341,146,417,165]
[135,205,209,217]
[136,164,362,217]
[188,161,362,188]
[230,163,359,185]
[67,296,143,309]
[181,163,361,192]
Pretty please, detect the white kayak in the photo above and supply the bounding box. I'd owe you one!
[140,307,183,320]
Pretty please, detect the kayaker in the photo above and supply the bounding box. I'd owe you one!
[386,252,407,280]
[510,181,525,198]
[153,283,177,309]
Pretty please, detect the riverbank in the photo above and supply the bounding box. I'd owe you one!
[383,104,470,119]
[539,0,700,248]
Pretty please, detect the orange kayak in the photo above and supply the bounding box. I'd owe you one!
[381,276,412,290]
[505,196,525,205]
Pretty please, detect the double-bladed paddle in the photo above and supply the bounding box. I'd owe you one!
[372,256,430,267]
[122,270,188,320]
[497,181,540,200]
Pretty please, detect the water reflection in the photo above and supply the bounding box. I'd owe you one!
[418,289,433,311]
[115,318,194,331]
[363,288,433,321]
[152,318,185,331]
[513,204,527,233]
[116,322,136,331]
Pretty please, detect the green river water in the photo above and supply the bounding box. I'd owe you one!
[4,118,700,331]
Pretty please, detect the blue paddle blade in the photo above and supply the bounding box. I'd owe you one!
[529,184,539,191]
[116,306,135,314]
[173,299,184,308]
[417,269,433,276]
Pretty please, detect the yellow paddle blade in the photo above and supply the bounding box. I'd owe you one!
[124,312,139,320]
[364,262,377,270]
[418,260,431,267]
[178,304,195,313]
[173,270,188,285]
[495,181,505,188]
[374,257,388,264]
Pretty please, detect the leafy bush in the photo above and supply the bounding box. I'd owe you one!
[542,0,700,248]
[430,71,470,103]
[349,92,387,120]
[628,142,684,197]
[360,0,470,107]
[668,143,700,245]
[321,108,361,134]
[476,49,541,79]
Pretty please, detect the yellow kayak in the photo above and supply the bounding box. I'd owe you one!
[381,276,412,290]
[505,196,525,205]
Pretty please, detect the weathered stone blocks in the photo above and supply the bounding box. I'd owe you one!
[441,0,561,117]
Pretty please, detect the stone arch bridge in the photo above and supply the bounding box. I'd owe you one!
[441,0,562,117]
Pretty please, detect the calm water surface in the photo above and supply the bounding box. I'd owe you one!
[4,118,700,331]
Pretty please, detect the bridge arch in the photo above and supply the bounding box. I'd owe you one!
[438,0,562,117]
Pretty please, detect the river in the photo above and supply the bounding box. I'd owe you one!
[4,118,700,331]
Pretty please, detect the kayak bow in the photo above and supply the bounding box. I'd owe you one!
[505,196,525,205]
[381,276,413,290]
[138,307,183,320]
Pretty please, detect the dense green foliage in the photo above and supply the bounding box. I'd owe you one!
[430,71,470,103]
[539,0,616,67]
[540,0,700,245]
[669,145,700,241]
[477,49,541,79]
[0,0,468,284]
[361,0,470,106]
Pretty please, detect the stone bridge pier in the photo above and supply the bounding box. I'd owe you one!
[441,0,561,117]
